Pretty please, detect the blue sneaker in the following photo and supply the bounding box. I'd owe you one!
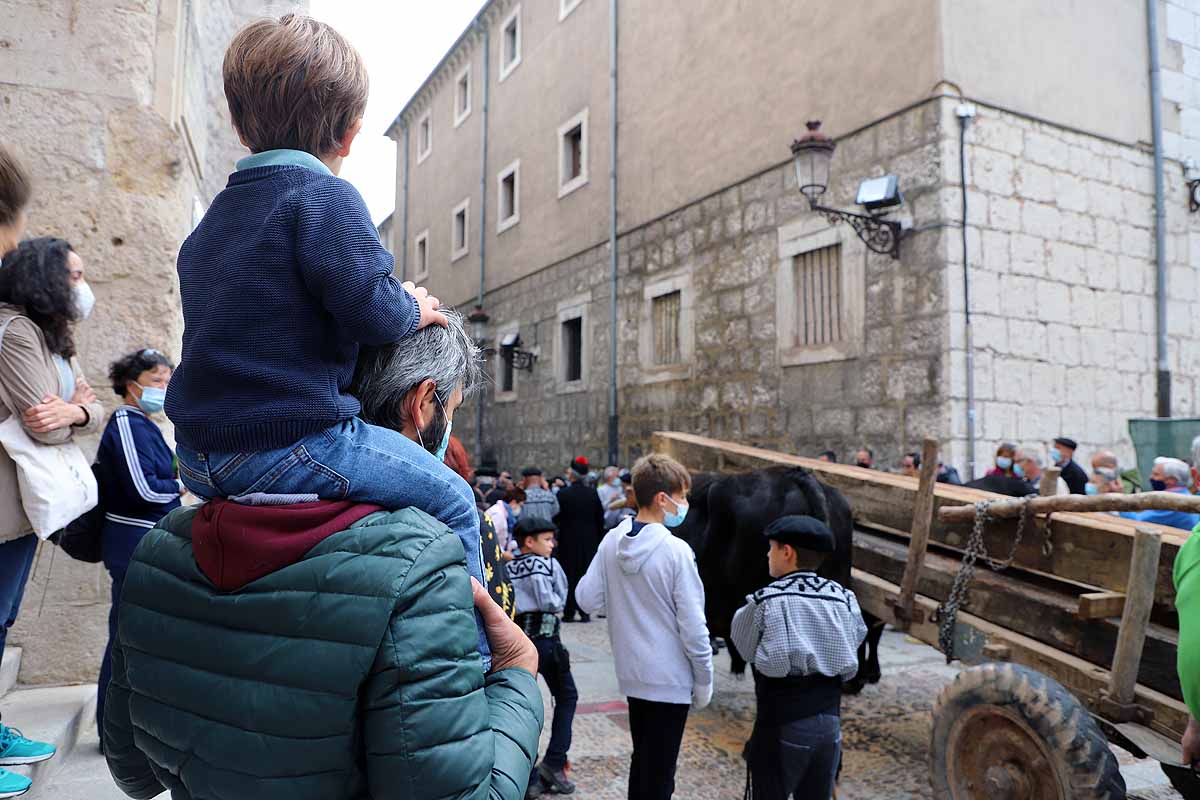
[0,769,29,798]
[0,726,54,766]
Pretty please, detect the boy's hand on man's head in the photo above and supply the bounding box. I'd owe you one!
[402,280,448,330]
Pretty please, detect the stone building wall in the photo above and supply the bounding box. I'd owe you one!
[1,0,295,685]
[945,98,1200,474]
[459,100,953,474]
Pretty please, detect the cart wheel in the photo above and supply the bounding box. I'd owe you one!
[930,663,1126,800]
[1162,763,1200,800]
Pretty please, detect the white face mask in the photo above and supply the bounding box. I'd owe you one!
[72,282,96,319]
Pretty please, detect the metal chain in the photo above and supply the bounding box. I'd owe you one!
[936,494,1037,661]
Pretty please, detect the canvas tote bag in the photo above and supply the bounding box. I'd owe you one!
[0,316,97,539]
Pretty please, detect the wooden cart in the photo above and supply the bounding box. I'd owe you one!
[653,431,1200,800]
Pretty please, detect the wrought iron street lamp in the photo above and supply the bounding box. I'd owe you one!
[791,120,905,259]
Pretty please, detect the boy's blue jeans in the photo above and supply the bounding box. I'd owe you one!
[176,417,490,668]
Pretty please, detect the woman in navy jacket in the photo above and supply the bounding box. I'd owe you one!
[94,349,181,741]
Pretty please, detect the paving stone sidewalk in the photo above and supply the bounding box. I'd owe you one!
[539,619,1182,799]
[39,619,1182,799]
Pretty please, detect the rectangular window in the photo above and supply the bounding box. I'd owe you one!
[558,109,589,198]
[451,199,470,262]
[562,317,583,382]
[501,351,515,393]
[413,230,429,280]
[497,159,520,232]
[652,291,682,365]
[417,111,432,163]
[454,67,471,127]
[793,244,843,348]
[500,6,521,81]
[559,0,583,20]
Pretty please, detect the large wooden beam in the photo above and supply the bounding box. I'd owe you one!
[1103,528,1164,722]
[850,567,1190,742]
[853,530,1181,699]
[653,431,1187,613]
[939,491,1200,522]
[893,437,940,628]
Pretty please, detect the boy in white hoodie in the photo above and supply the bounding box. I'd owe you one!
[576,453,712,800]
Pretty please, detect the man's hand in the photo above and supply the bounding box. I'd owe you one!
[71,377,96,407]
[23,395,86,433]
[402,281,448,330]
[1183,716,1200,769]
[472,577,537,676]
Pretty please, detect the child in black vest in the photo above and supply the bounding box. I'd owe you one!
[509,516,578,797]
[730,515,868,800]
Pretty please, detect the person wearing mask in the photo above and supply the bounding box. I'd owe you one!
[598,465,626,530]
[485,487,525,560]
[898,453,919,478]
[1091,450,1144,494]
[94,349,183,742]
[854,447,874,470]
[1119,458,1200,531]
[521,467,560,522]
[816,450,837,463]
[1050,437,1088,495]
[104,308,544,800]
[0,236,105,796]
[1014,448,1069,495]
[553,457,604,623]
[1088,468,1124,496]
[986,442,1018,477]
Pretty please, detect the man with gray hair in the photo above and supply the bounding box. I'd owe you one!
[104,308,546,800]
[1014,447,1069,495]
[1120,456,1200,531]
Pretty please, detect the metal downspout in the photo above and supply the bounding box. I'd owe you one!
[1148,0,1172,417]
[607,0,619,466]
[477,22,491,460]
[400,126,410,281]
[959,109,976,480]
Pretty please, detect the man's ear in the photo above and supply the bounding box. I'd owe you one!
[336,118,364,158]
[410,379,438,431]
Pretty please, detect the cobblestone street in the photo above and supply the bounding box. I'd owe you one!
[543,619,1183,799]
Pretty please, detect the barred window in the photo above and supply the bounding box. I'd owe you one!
[652,291,682,365]
[793,244,843,347]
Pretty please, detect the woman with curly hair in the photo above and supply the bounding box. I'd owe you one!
[0,236,103,794]
[94,348,182,741]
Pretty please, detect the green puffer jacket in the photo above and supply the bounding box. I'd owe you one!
[104,504,544,800]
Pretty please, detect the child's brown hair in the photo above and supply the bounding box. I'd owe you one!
[223,14,368,157]
[0,144,31,228]
[631,454,691,509]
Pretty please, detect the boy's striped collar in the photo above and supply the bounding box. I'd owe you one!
[236,149,332,176]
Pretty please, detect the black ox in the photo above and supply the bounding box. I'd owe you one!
[672,466,885,693]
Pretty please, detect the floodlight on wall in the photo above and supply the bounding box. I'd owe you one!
[499,332,537,371]
[1185,159,1200,212]
[790,120,905,259]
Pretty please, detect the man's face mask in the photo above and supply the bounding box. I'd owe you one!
[416,391,452,461]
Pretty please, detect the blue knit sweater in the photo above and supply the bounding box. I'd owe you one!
[166,162,418,452]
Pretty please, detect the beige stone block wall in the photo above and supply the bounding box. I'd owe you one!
[1,0,300,685]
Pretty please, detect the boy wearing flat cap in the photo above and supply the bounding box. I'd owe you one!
[509,517,578,797]
[731,515,868,800]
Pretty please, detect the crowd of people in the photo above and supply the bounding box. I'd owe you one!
[3,10,1199,800]
[820,436,1200,531]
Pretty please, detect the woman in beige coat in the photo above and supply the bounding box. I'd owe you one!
[0,236,103,674]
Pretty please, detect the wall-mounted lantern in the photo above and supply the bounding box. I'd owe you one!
[499,332,537,371]
[790,120,905,259]
[1185,159,1200,212]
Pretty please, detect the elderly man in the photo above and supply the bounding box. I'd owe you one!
[1014,447,1069,495]
[104,310,544,800]
[854,447,875,470]
[1090,449,1145,494]
[598,465,626,530]
[1175,436,1200,770]
[1120,457,1200,531]
[1049,436,1088,495]
[521,467,559,521]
